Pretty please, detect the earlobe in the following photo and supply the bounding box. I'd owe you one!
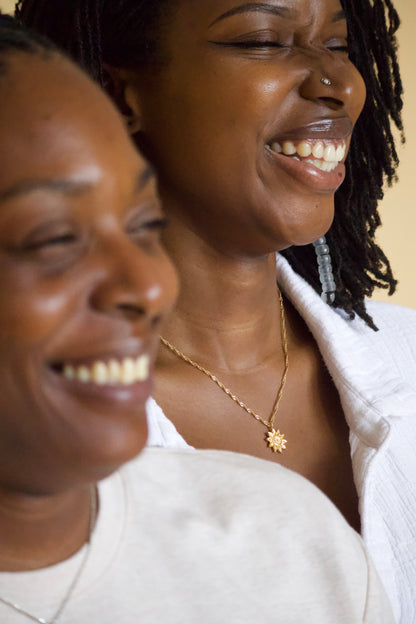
[103,65,143,135]
[124,83,143,134]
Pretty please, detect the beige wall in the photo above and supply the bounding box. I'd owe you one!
[0,0,13,12]
[372,0,416,310]
[1,0,415,308]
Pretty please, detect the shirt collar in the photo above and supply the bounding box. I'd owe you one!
[276,253,415,446]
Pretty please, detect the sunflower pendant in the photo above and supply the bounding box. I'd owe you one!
[266,428,287,454]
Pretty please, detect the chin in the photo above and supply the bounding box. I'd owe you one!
[287,212,335,247]
[14,427,148,495]
[76,423,149,480]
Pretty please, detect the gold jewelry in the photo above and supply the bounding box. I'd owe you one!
[160,289,289,453]
[0,485,97,624]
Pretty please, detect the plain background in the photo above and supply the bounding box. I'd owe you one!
[1,0,414,309]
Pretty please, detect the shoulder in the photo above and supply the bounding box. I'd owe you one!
[349,300,416,378]
[120,448,394,622]
[365,300,416,335]
[125,447,358,536]
[344,299,416,336]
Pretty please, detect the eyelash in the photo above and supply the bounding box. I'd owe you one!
[24,233,76,251]
[24,216,168,247]
[212,40,349,53]
[229,40,284,48]
[328,46,349,53]
[127,217,168,237]
[211,39,284,49]
[145,217,169,231]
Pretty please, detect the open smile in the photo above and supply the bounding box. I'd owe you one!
[267,138,347,173]
[264,118,353,192]
[265,117,352,174]
[51,354,150,387]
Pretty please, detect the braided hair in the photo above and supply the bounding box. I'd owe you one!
[15,0,404,329]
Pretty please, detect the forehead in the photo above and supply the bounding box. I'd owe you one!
[0,52,145,195]
[0,51,121,143]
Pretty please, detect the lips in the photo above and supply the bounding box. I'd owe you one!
[265,117,353,191]
[269,117,354,142]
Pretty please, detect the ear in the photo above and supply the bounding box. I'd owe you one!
[103,65,143,135]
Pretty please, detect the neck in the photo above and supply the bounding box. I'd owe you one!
[0,484,94,572]
[160,226,282,372]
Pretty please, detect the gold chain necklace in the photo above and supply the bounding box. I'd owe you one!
[0,486,97,624]
[160,289,289,453]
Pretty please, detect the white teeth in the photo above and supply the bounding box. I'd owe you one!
[297,141,312,157]
[336,144,346,161]
[62,355,150,386]
[77,366,91,383]
[311,142,325,159]
[271,141,282,153]
[269,138,346,169]
[136,355,150,381]
[91,361,109,385]
[269,140,347,165]
[120,358,136,386]
[63,365,75,380]
[282,141,297,155]
[108,359,121,384]
[323,144,336,162]
[306,159,338,172]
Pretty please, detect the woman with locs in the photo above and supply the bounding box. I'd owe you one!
[16,0,416,621]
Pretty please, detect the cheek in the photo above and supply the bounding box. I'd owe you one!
[0,272,76,346]
[350,66,367,123]
[143,63,274,151]
[159,255,179,312]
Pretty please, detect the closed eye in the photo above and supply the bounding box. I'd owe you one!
[24,232,77,251]
[126,217,168,237]
[328,45,349,53]
[210,39,285,49]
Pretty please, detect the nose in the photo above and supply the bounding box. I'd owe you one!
[298,52,365,114]
[89,235,178,328]
[299,72,350,110]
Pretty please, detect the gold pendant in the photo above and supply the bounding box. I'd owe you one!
[266,428,287,453]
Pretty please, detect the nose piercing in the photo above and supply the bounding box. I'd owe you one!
[321,77,332,86]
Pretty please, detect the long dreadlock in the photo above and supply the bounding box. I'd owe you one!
[15,0,404,330]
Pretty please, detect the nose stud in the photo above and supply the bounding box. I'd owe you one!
[321,77,332,86]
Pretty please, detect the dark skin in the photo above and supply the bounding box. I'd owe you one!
[0,52,178,571]
[115,0,366,530]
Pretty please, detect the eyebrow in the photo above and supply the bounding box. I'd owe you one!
[210,3,295,26]
[0,166,154,203]
[0,178,94,203]
[209,3,346,27]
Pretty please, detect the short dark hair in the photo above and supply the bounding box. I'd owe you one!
[16,0,405,329]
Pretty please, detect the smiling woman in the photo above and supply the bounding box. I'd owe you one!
[15,1,416,622]
[0,10,176,619]
[0,44,178,495]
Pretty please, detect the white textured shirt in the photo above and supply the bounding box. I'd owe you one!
[147,253,416,624]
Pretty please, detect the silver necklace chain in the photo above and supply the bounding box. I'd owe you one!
[0,486,97,624]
